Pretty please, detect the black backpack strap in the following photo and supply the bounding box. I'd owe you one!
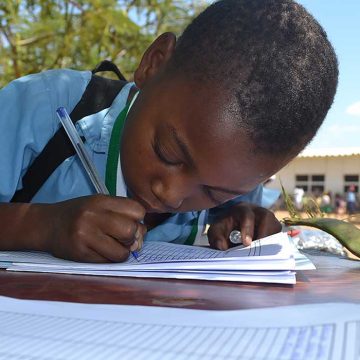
[92,60,127,81]
[10,63,127,203]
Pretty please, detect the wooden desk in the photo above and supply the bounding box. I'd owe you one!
[1,251,359,310]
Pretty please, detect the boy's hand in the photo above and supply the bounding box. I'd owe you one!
[44,195,146,263]
[207,203,281,251]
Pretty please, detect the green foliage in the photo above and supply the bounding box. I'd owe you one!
[302,196,324,219]
[280,181,324,220]
[280,182,299,220]
[0,0,206,86]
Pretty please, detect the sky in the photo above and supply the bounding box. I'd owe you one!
[297,0,360,149]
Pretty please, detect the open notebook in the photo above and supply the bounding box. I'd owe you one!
[0,232,313,284]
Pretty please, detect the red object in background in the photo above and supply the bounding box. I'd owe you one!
[287,229,301,237]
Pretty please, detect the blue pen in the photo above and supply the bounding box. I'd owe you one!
[56,107,139,261]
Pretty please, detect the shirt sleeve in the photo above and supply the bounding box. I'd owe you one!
[0,69,92,202]
[207,184,263,223]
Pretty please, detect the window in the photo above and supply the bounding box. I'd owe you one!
[296,175,308,182]
[295,174,325,194]
[344,175,359,193]
[311,174,325,194]
[344,175,359,182]
[311,175,325,182]
[295,174,308,191]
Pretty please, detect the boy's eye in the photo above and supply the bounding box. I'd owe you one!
[203,186,223,206]
[153,137,183,166]
[203,186,240,206]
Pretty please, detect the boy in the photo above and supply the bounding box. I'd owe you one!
[0,0,338,262]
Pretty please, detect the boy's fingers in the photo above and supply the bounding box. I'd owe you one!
[254,208,282,239]
[72,247,110,263]
[239,210,255,246]
[209,205,282,251]
[89,236,130,263]
[130,224,147,251]
[133,224,147,250]
[208,211,254,250]
[208,221,232,251]
[100,213,146,246]
[130,240,139,252]
[96,195,146,220]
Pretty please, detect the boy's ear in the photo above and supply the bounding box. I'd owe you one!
[134,32,176,89]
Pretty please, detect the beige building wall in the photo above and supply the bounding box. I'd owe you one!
[266,155,360,195]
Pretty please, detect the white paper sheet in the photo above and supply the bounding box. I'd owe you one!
[0,296,358,360]
[8,267,296,284]
[1,233,300,284]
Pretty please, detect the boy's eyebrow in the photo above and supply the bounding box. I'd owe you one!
[167,124,196,168]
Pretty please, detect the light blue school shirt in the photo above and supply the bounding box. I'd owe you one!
[0,69,263,243]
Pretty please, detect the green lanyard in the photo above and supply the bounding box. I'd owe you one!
[105,104,199,246]
[105,104,129,196]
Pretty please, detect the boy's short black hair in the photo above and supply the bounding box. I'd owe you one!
[170,0,338,155]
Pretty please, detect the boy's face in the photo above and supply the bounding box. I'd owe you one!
[121,75,288,213]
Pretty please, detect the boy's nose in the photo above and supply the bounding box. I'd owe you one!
[151,176,191,211]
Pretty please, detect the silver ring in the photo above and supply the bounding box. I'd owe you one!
[229,230,242,244]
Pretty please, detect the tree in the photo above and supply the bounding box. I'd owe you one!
[0,0,206,86]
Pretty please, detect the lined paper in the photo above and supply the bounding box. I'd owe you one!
[0,233,304,284]
[0,233,292,266]
[0,297,358,360]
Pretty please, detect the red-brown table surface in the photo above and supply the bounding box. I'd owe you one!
[1,251,359,310]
